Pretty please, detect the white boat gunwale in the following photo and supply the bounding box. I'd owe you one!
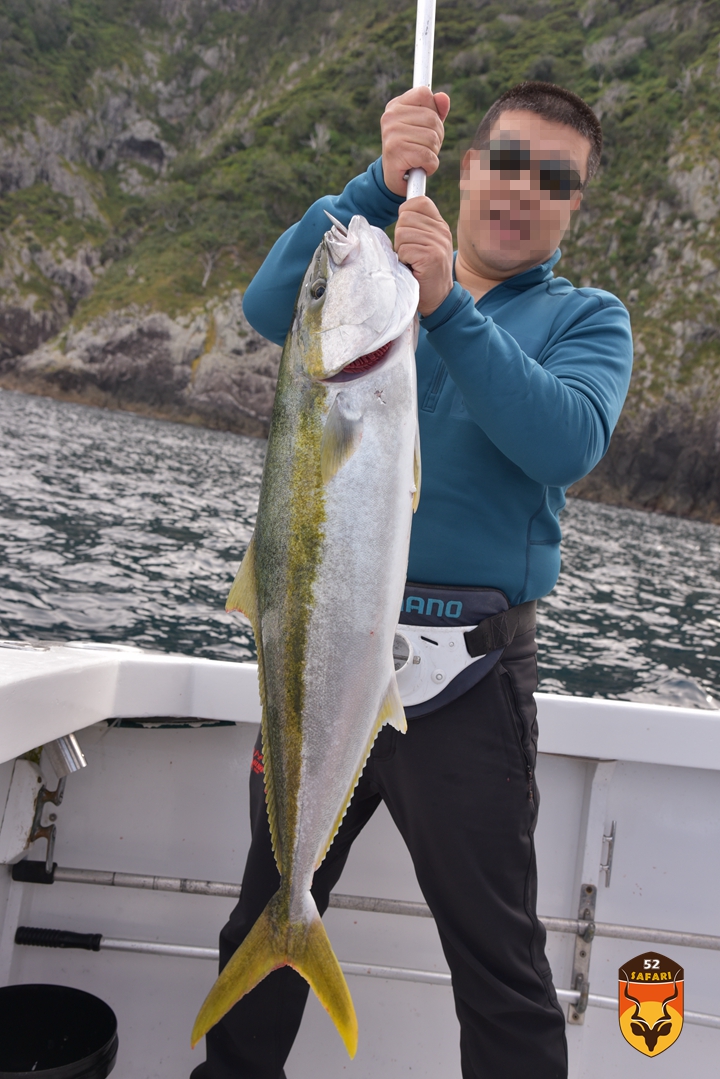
[2,643,720,769]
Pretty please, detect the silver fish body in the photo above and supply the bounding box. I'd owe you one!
[192,215,420,1056]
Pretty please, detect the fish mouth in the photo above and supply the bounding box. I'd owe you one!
[324,341,393,383]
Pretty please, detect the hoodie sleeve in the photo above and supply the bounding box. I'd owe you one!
[420,283,633,487]
[242,159,403,346]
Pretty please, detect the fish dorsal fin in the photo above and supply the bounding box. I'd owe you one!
[412,423,421,512]
[226,534,259,632]
[320,394,363,483]
[378,673,407,733]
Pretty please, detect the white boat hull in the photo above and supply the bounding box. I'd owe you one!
[0,644,718,1076]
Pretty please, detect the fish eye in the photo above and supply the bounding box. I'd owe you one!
[310,279,327,300]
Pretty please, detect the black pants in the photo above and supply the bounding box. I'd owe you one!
[191,629,568,1079]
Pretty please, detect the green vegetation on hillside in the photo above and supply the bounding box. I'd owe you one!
[0,2,716,315]
[0,1,164,127]
[3,0,720,427]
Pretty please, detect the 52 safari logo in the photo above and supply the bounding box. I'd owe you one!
[619,951,684,1056]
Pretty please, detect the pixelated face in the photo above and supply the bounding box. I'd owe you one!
[458,109,591,274]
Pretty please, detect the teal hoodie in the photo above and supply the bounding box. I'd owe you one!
[242,159,633,604]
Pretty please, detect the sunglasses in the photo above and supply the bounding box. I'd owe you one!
[482,142,583,199]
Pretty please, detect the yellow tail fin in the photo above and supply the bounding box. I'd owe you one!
[191,889,358,1058]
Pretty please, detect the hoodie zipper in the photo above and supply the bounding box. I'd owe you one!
[420,359,448,413]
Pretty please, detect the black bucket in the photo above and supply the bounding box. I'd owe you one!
[0,984,118,1078]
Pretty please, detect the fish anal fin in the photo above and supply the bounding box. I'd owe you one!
[412,424,421,512]
[320,395,363,483]
[261,699,283,877]
[191,890,358,1060]
[378,672,407,733]
[226,534,259,630]
[318,673,407,870]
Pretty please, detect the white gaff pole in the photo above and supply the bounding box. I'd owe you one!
[406,0,438,200]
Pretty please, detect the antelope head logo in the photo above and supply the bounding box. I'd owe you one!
[622,979,678,1053]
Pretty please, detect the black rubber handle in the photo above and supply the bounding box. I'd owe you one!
[15,926,102,951]
[11,860,56,884]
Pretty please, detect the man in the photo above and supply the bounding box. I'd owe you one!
[192,81,632,1079]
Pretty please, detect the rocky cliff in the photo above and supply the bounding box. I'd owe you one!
[2,0,720,512]
[0,292,280,435]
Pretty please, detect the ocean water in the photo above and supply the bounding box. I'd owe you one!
[2,388,720,708]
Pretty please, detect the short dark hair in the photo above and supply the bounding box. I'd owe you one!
[472,82,603,184]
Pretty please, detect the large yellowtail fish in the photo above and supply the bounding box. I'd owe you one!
[191,214,420,1056]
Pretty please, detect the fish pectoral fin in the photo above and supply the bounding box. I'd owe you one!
[191,890,358,1060]
[412,423,421,512]
[226,533,259,630]
[320,395,363,483]
[378,673,407,734]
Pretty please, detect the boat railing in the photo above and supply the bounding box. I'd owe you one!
[10,861,720,1031]
[13,861,720,953]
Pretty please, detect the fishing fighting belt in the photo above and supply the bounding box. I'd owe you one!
[394,582,537,719]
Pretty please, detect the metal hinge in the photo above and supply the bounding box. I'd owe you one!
[567,883,597,1025]
[28,777,66,873]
